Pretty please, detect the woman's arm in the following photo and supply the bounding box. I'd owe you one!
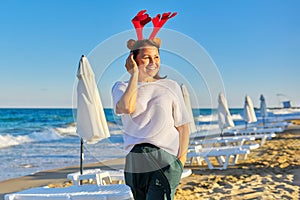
[176,123,190,166]
[115,54,139,114]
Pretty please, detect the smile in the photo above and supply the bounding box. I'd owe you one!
[146,66,156,70]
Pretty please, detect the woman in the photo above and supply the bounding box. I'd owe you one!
[112,39,191,200]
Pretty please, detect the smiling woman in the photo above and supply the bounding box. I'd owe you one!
[110,10,192,200]
[130,40,163,82]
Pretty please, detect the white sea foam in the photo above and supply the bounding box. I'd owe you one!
[0,134,33,148]
[30,129,64,141]
[55,126,78,137]
[0,129,66,149]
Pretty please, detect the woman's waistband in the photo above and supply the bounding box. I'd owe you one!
[131,143,160,153]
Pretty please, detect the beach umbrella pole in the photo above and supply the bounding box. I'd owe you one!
[79,137,84,185]
[220,128,224,139]
[80,138,84,181]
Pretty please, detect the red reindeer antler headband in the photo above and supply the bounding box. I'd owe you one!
[127,10,177,50]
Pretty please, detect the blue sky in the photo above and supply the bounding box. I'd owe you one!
[0,0,299,108]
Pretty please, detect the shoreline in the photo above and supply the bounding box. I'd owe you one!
[1,124,300,199]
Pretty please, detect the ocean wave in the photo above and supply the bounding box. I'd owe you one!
[55,126,78,137]
[0,128,67,149]
[0,134,33,149]
[30,129,64,141]
[54,122,124,137]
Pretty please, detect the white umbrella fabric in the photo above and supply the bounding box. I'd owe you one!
[243,95,257,128]
[217,92,235,135]
[76,55,110,175]
[77,55,110,142]
[181,84,197,134]
[260,94,268,126]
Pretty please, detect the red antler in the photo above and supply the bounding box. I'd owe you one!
[131,10,152,40]
[149,12,177,40]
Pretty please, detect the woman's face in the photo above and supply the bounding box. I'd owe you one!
[135,46,160,81]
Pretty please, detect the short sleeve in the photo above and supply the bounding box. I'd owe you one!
[111,81,127,115]
[172,82,193,127]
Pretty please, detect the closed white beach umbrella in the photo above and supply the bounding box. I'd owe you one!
[217,92,235,131]
[76,55,110,176]
[243,95,257,126]
[260,94,268,117]
[260,94,268,125]
[76,55,110,143]
[181,84,197,134]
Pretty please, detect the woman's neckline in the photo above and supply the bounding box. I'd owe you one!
[138,78,161,84]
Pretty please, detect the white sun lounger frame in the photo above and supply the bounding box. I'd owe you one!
[5,184,134,200]
[187,146,250,170]
[67,169,124,185]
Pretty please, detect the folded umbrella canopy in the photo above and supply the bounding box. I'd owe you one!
[180,84,197,134]
[217,92,235,137]
[76,55,110,175]
[243,95,257,128]
[260,94,268,126]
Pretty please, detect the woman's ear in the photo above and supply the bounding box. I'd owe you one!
[152,38,161,47]
[127,39,136,50]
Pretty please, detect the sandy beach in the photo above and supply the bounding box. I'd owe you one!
[176,122,300,199]
[1,122,300,200]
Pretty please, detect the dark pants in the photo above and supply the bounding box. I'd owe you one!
[124,143,183,200]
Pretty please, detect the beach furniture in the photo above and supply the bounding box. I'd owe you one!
[67,167,192,186]
[190,135,256,147]
[76,55,111,176]
[181,84,197,133]
[188,135,260,169]
[232,127,277,146]
[247,120,290,130]
[67,168,124,185]
[5,184,134,200]
[242,95,292,131]
[187,145,250,170]
[182,91,258,169]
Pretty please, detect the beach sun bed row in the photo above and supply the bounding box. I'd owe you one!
[67,166,192,187]
[187,129,278,170]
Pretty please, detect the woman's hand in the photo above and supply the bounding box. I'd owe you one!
[125,53,139,75]
[178,154,187,167]
[176,124,189,167]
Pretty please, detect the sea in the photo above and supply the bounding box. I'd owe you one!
[1,107,300,182]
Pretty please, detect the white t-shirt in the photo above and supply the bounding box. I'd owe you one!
[111,79,191,156]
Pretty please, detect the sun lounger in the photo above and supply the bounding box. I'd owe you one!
[5,184,134,200]
[189,135,260,162]
[254,121,290,129]
[67,169,124,185]
[232,127,283,134]
[190,135,256,147]
[232,128,277,146]
[68,167,191,186]
[187,146,250,170]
